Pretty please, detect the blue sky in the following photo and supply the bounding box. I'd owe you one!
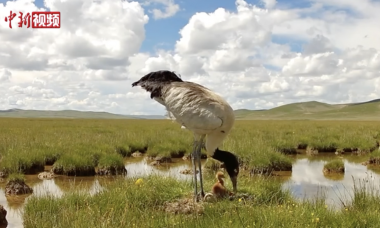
[0,0,313,53]
[136,0,312,53]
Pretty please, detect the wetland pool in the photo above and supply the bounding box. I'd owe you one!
[1,154,380,228]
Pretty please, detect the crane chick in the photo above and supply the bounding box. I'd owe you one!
[204,171,230,201]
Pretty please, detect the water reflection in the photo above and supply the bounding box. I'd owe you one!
[124,157,205,181]
[283,155,380,209]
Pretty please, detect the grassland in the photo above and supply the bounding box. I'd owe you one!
[0,109,166,119]
[1,118,380,227]
[1,118,379,177]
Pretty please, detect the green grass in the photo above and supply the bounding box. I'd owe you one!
[52,153,96,176]
[368,150,380,165]
[7,172,26,182]
[22,174,380,228]
[97,153,126,175]
[1,118,380,177]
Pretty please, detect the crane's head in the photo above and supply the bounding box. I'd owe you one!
[212,148,239,192]
[132,70,183,88]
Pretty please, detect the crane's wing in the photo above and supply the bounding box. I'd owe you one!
[163,81,228,134]
[178,107,223,134]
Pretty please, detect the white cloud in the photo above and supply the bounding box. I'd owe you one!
[262,0,277,9]
[151,0,180,19]
[0,0,379,115]
[0,68,12,82]
[140,0,180,19]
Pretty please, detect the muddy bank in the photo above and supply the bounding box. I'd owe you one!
[5,180,33,195]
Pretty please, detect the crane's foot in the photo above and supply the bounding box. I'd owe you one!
[195,191,205,201]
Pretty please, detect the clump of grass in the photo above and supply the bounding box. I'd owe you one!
[7,172,25,182]
[44,152,61,165]
[0,151,45,175]
[97,154,126,175]
[323,159,345,174]
[146,142,186,158]
[127,140,148,153]
[237,145,293,175]
[367,150,380,165]
[115,145,132,157]
[52,154,96,176]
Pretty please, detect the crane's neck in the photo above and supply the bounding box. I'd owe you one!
[218,177,224,185]
[211,148,239,192]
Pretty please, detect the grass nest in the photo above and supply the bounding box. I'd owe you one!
[160,197,204,215]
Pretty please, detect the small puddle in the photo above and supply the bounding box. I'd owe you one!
[282,154,380,209]
[1,155,380,227]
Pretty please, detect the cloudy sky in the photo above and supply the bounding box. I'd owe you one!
[0,0,379,115]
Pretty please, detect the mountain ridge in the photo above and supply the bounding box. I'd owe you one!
[234,99,380,120]
[1,98,379,120]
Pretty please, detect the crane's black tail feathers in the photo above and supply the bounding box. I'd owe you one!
[132,70,183,99]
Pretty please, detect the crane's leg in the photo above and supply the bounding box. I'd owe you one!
[191,136,198,202]
[196,135,206,199]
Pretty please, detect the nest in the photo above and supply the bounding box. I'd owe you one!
[161,197,204,215]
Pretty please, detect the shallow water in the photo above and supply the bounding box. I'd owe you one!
[282,154,380,209]
[124,157,204,181]
[1,154,380,227]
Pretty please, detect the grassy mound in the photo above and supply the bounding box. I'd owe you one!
[114,145,132,157]
[237,145,293,175]
[97,154,126,175]
[323,159,345,174]
[5,173,33,195]
[0,151,45,175]
[52,154,96,176]
[367,151,380,165]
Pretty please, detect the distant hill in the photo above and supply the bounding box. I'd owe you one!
[1,98,380,120]
[0,109,166,119]
[234,99,380,120]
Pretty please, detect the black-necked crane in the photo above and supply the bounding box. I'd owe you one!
[131,70,239,201]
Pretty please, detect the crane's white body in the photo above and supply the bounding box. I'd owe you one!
[155,81,235,156]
